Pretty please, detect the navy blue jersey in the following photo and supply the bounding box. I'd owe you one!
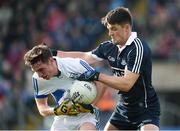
[91,33,160,119]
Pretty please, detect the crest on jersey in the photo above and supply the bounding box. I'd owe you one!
[121,59,127,65]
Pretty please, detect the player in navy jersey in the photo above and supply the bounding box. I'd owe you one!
[24,44,105,130]
[54,7,160,131]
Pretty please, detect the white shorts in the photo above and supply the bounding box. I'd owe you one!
[50,111,99,131]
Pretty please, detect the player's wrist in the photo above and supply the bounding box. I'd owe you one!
[94,71,100,81]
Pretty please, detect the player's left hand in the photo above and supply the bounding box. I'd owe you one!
[74,103,94,114]
[54,99,79,116]
[77,70,100,81]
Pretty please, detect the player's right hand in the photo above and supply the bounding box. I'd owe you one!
[77,70,100,81]
[54,99,79,116]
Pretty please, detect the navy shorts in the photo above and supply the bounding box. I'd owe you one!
[109,104,160,130]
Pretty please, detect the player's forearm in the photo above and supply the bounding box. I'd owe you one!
[57,51,86,59]
[57,51,98,65]
[98,73,133,92]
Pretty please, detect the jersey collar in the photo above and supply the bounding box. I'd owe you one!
[117,32,137,51]
[125,32,137,46]
[53,56,62,76]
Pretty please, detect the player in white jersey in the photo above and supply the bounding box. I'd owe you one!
[24,44,103,130]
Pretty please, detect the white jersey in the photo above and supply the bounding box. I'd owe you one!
[32,57,94,103]
[32,57,99,130]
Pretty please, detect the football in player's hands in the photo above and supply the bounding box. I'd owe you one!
[70,80,97,104]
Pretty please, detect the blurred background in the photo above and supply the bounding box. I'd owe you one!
[0,0,180,130]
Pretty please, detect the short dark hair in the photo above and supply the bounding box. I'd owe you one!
[24,44,52,67]
[101,7,132,26]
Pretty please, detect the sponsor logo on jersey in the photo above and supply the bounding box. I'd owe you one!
[108,56,115,62]
[69,72,81,79]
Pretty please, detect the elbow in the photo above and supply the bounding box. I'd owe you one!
[120,77,136,92]
[121,83,133,92]
[39,111,48,117]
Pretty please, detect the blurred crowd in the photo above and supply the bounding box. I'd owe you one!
[132,0,180,61]
[0,0,179,129]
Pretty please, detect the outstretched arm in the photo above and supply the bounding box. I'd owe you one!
[57,50,88,59]
[57,50,99,65]
[77,69,139,92]
[98,70,139,92]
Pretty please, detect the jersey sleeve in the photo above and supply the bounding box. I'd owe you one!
[59,58,95,79]
[32,73,58,99]
[127,41,144,74]
[69,58,95,74]
[32,77,48,98]
[91,41,112,60]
